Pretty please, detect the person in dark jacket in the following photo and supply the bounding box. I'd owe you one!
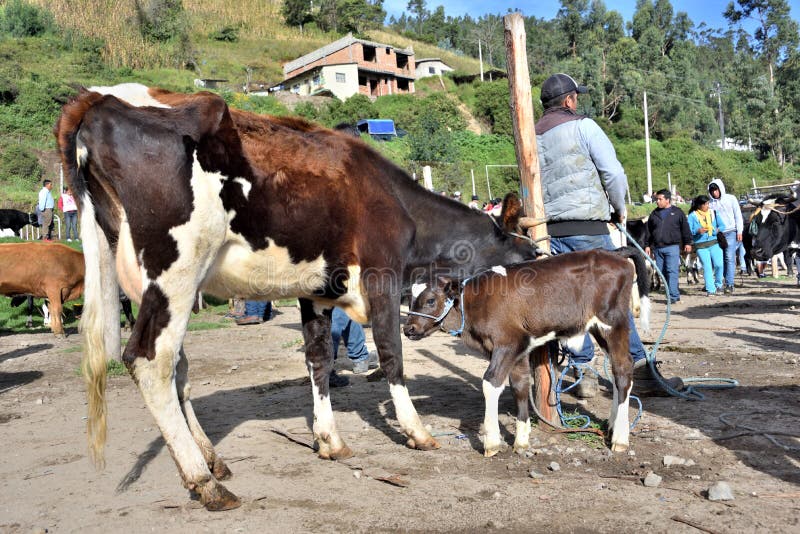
[644,189,692,304]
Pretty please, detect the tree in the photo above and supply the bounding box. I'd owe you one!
[407,0,427,34]
[281,0,313,28]
[0,0,53,37]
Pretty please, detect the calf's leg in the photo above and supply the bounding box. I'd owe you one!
[483,343,528,457]
[594,325,633,452]
[509,357,531,454]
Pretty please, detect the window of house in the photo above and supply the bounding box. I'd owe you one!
[358,75,367,86]
[312,74,321,86]
[396,54,408,69]
[363,45,376,62]
[428,67,436,74]
[397,79,409,91]
[291,84,300,94]
[336,72,346,83]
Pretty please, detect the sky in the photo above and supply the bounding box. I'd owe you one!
[383,1,800,33]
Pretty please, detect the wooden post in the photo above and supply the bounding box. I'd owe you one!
[503,13,560,428]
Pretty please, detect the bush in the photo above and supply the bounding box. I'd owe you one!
[0,0,53,38]
[210,25,239,42]
[0,141,42,185]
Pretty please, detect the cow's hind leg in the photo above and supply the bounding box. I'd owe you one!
[125,283,239,511]
[509,357,531,454]
[593,324,633,452]
[176,348,232,480]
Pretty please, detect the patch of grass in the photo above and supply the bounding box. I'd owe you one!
[660,345,709,354]
[281,337,304,349]
[274,298,298,307]
[560,410,606,447]
[62,345,82,353]
[74,358,128,377]
[187,321,229,331]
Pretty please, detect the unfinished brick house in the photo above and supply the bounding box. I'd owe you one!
[278,33,416,100]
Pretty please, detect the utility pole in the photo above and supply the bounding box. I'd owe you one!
[478,39,484,82]
[643,91,652,200]
[711,82,726,150]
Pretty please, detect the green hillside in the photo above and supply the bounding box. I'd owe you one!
[0,0,793,211]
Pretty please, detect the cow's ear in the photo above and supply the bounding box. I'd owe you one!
[500,192,523,232]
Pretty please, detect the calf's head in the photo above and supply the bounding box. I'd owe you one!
[750,199,792,260]
[403,277,459,340]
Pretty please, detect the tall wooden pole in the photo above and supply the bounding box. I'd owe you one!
[504,13,560,428]
[644,91,652,200]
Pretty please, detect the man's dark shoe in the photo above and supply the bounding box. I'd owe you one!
[632,359,684,397]
[329,370,350,388]
[352,350,379,374]
[572,367,597,399]
[235,315,263,325]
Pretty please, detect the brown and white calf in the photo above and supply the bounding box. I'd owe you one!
[403,248,650,455]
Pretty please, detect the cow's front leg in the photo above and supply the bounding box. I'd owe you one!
[299,299,352,460]
[368,291,439,451]
[509,357,531,454]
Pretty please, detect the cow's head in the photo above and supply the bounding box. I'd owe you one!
[750,197,794,260]
[403,276,459,340]
[28,212,40,227]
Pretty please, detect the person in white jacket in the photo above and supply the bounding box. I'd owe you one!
[708,178,744,293]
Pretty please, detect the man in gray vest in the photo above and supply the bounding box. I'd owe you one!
[536,73,684,397]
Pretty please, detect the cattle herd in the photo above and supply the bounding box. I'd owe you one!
[0,83,797,512]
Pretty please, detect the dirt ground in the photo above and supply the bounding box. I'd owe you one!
[1,274,799,533]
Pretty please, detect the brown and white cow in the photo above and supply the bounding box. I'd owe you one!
[404,248,651,455]
[0,242,84,335]
[55,83,537,510]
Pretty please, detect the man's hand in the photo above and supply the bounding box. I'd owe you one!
[644,246,651,256]
[683,244,692,253]
[737,233,743,242]
[610,211,626,225]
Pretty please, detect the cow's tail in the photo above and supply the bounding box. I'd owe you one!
[57,91,115,468]
[614,246,651,333]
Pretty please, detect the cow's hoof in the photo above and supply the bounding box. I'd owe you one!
[513,444,529,455]
[317,443,354,461]
[212,457,232,481]
[610,442,628,453]
[483,447,501,458]
[405,434,440,451]
[198,482,241,511]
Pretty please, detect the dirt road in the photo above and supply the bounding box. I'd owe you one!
[1,275,798,533]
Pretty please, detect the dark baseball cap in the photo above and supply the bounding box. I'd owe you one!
[541,73,588,102]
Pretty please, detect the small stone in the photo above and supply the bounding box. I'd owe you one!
[627,450,636,457]
[707,481,734,501]
[663,455,687,466]
[353,471,361,480]
[548,461,561,472]
[35,397,44,405]
[528,469,544,479]
[491,491,502,500]
[643,472,663,487]
[230,365,239,371]
[685,459,696,467]
[524,451,534,459]
[687,475,701,480]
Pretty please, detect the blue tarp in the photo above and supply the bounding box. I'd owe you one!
[357,119,397,138]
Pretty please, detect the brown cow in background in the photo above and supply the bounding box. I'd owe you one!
[0,242,84,335]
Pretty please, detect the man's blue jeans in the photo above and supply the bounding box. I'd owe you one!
[721,230,738,287]
[244,300,271,320]
[331,307,369,363]
[550,234,647,365]
[654,244,681,302]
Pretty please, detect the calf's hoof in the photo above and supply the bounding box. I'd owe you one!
[405,434,440,451]
[197,481,241,511]
[212,457,233,481]
[513,443,529,455]
[610,442,628,453]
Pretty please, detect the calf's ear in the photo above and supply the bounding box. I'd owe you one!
[500,192,523,232]
[436,276,458,296]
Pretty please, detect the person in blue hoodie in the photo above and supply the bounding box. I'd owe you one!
[688,195,725,295]
[708,178,743,293]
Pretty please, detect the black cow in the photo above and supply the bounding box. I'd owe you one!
[750,195,800,283]
[0,209,39,236]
